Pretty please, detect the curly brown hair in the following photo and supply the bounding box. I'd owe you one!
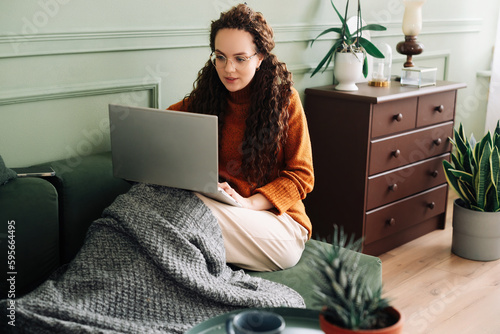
[185,4,293,189]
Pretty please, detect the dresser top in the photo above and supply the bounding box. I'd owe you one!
[304,80,467,104]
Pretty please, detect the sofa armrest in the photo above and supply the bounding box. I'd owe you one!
[49,152,131,263]
[0,177,59,298]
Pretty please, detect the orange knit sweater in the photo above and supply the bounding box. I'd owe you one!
[167,86,314,235]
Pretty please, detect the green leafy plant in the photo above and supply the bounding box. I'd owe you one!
[308,226,394,330]
[310,0,387,78]
[443,121,500,212]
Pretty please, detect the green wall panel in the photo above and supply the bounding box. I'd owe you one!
[0,0,499,167]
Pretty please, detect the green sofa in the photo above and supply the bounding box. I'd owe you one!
[0,152,382,308]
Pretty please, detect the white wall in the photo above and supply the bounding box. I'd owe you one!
[0,0,498,166]
[486,5,500,134]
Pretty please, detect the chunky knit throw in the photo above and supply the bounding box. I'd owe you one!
[2,184,304,333]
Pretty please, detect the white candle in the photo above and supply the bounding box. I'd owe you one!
[374,63,385,81]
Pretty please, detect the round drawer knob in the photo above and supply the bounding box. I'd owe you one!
[431,170,439,178]
[387,218,396,226]
[392,149,401,158]
[389,184,398,192]
[428,202,436,209]
[433,138,442,146]
[435,105,445,113]
[393,113,403,122]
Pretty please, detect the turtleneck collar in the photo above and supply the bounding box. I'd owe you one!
[228,83,252,105]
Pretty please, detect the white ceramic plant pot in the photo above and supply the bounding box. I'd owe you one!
[333,52,364,91]
[452,199,500,261]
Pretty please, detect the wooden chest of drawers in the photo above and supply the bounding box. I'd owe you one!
[303,81,466,255]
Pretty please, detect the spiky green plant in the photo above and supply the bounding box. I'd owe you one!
[310,0,387,78]
[308,226,392,330]
[443,121,500,212]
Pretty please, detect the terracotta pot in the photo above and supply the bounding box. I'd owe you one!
[319,307,404,334]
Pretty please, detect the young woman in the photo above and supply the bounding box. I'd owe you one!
[168,4,314,272]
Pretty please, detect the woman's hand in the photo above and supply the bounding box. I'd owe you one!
[218,182,274,211]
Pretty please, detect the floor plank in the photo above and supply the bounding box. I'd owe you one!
[380,193,500,334]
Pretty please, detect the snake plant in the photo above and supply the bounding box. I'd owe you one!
[443,121,500,212]
[310,0,387,78]
[308,226,392,330]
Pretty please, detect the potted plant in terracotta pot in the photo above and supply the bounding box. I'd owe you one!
[308,226,404,333]
[442,121,500,261]
[310,0,387,91]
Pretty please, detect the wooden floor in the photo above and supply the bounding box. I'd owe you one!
[379,193,500,334]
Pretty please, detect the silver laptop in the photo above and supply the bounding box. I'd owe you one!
[108,104,242,207]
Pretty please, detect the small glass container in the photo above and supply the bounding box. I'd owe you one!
[369,43,392,87]
[400,66,437,87]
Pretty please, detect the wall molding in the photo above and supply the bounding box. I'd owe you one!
[290,50,451,80]
[0,19,482,59]
[0,78,161,107]
[393,50,451,80]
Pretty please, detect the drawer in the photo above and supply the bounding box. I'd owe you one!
[366,154,449,210]
[364,184,448,244]
[417,91,456,127]
[369,122,453,175]
[371,97,418,138]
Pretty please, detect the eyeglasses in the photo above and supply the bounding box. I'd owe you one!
[210,52,259,70]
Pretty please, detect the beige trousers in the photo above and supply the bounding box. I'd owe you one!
[195,193,309,272]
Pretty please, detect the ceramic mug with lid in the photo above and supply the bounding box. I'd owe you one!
[226,310,285,334]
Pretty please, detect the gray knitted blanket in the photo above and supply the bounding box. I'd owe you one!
[2,184,305,333]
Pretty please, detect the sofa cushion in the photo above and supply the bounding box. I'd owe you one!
[48,152,131,263]
[247,239,382,309]
[18,151,383,308]
[0,177,59,298]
